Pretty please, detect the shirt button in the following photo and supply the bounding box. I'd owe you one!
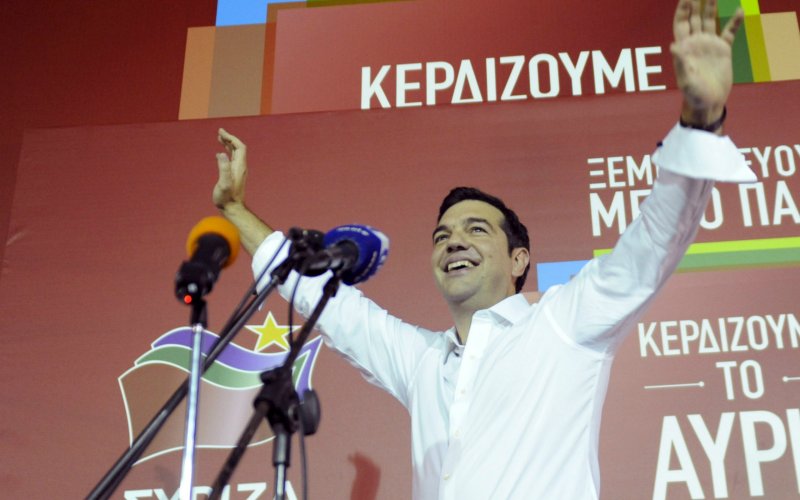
[443,473,451,480]
[453,430,461,438]
[459,389,466,396]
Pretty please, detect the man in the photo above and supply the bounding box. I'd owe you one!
[212,1,754,497]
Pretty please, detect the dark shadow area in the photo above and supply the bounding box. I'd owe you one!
[348,452,381,500]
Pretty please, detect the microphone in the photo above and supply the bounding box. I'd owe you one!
[175,216,241,303]
[307,225,389,285]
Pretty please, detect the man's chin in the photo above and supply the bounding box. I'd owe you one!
[440,285,482,309]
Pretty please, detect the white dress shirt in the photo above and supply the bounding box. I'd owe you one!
[251,125,754,499]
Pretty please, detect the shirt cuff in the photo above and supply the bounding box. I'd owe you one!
[251,231,288,288]
[652,123,757,183]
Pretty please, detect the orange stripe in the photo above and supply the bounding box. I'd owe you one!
[208,25,266,118]
[179,27,216,120]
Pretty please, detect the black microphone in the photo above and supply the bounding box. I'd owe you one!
[175,216,240,304]
[306,225,389,285]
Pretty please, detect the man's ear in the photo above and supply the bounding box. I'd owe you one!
[510,247,530,278]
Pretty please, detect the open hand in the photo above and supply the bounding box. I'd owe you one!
[671,0,744,126]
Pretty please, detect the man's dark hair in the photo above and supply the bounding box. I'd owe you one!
[437,187,531,293]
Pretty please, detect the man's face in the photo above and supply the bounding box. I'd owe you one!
[431,200,528,311]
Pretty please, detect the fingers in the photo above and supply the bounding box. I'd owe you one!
[674,0,692,40]
[702,0,718,32]
[216,151,230,171]
[721,7,744,45]
[689,0,702,35]
[218,128,247,155]
[675,0,735,43]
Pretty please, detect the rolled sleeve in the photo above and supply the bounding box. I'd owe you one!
[653,124,757,183]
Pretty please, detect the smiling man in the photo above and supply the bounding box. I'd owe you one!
[432,189,530,343]
[212,1,755,498]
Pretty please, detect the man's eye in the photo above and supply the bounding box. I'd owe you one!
[470,226,487,233]
[434,234,448,243]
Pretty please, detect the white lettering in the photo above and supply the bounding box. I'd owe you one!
[700,187,724,230]
[426,62,454,105]
[774,180,800,225]
[592,48,635,94]
[717,360,738,400]
[239,481,268,499]
[653,416,704,500]
[124,491,153,500]
[559,51,590,95]
[741,410,788,496]
[752,146,772,178]
[699,319,721,354]
[730,316,747,352]
[626,155,654,186]
[485,57,497,101]
[739,359,765,399]
[789,409,800,494]
[528,53,559,98]
[452,60,482,104]
[689,413,735,498]
[361,65,391,109]
[775,145,797,177]
[500,56,526,101]
[396,63,422,108]
[590,191,627,236]
[634,46,666,91]
[639,322,660,357]
[661,320,680,356]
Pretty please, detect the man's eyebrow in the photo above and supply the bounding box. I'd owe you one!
[432,224,448,238]
[432,217,494,239]
[464,217,492,227]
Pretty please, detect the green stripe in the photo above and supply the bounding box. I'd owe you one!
[718,0,742,18]
[595,237,800,257]
[136,346,308,389]
[726,15,756,83]
[677,247,800,271]
[685,236,800,254]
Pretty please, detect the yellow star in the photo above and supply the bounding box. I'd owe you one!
[245,312,297,352]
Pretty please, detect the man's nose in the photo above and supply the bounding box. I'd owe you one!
[446,230,468,252]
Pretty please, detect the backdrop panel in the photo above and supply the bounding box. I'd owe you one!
[0,82,798,498]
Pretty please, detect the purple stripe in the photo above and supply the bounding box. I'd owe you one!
[153,328,321,373]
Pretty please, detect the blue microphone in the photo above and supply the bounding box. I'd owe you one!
[307,225,389,285]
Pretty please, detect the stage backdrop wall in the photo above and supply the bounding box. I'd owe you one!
[1,1,799,499]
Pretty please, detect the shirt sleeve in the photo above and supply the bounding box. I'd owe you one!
[251,233,437,408]
[542,125,755,355]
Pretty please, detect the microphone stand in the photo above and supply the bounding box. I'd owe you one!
[178,298,208,499]
[208,273,339,500]
[88,230,319,500]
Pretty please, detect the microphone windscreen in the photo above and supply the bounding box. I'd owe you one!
[185,216,241,268]
[324,225,389,285]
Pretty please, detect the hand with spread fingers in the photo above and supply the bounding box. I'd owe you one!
[671,0,744,131]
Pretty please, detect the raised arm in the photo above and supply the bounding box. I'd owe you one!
[541,0,750,354]
[672,0,743,132]
[213,128,273,254]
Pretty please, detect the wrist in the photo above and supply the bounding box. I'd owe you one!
[218,200,248,218]
[680,102,726,135]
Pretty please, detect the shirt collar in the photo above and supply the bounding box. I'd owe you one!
[443,293,530,351]
[482,293,530,326]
